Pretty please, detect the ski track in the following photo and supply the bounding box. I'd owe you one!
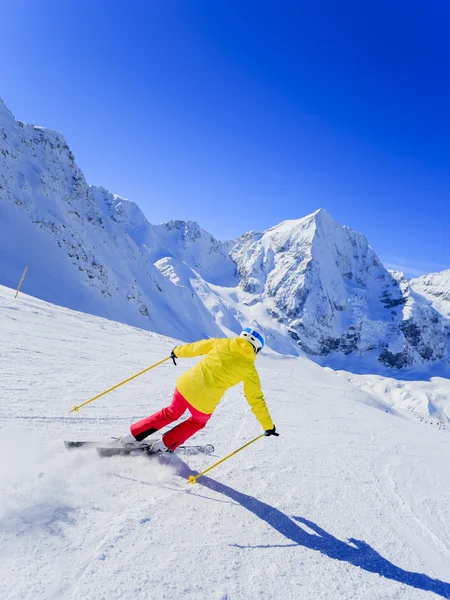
[1,286,450,599]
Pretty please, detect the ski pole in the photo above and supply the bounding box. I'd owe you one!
[187,434,265,484]
[69,356,171,414]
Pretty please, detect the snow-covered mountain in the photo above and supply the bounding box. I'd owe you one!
[0,98,223,341]
[230,210,448,368]
[0,97,448,369]
[411,270,450,318]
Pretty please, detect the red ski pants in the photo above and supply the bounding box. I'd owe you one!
[130,388,212,451]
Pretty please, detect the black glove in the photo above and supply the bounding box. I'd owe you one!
[170,349,177,366]
[264,426,279,437]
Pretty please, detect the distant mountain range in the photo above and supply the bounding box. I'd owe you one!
[1,97,448,369]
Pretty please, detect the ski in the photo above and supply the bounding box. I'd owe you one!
[64,439,214,457]
[64,441,99,449]
[96,443,215,458]
[64,438,131,450]
[64,438,158,450]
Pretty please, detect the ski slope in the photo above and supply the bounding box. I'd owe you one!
[1,284,450,600]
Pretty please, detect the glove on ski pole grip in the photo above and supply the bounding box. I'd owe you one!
[170,350,177,365]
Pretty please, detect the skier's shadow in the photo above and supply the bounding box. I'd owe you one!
[166,455,450,599]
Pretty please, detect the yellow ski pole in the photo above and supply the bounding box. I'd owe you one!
[187,434,265,484]
[69,356,171,414]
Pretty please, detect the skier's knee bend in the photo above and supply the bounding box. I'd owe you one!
[164,406,182,420]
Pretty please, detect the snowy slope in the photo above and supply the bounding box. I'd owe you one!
[411,270,450,319]
[231,210,448,367]
[152,220,236,286]
[1,97,448,369]
[0,99,223,341]
[1,284,450,600]
[336,370,450,426]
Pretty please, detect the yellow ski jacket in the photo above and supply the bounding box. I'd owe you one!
[174,337,274,430]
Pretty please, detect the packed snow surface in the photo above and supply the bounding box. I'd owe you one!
[1,284,450,600]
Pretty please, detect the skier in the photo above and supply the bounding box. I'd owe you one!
[120,327,279,453]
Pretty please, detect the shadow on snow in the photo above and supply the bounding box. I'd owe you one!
[166,455,450,599]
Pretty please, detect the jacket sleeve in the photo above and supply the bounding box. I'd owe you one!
[243,365,274,430]
[174,338,217,358]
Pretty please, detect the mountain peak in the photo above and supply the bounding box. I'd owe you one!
[152,220,236,286]
[0,97,18,130]
[264,209,340,239]
[162,219,203,236]
[312,207,333,220]
[310,207,343,231]
[232,208,445,365]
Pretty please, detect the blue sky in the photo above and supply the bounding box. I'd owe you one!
[1,0,449,276]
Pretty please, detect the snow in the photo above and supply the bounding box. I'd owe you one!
[411,270,450,319]
[0,99,224,342]
[2,283,450,600]
[231,210,448,367]
[336,370,450,426]
[2,96,450,596]
[1,96,448,369]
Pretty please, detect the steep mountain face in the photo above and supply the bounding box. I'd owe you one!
[0,99,222,341]
[410,270,450,318]
[231,210,448,368]
[0,97,448,369]
[152,221,236,286]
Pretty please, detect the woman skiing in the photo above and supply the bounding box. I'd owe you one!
[120,327,278,452]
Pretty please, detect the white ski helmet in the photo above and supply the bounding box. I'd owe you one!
[240,327,265,354]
